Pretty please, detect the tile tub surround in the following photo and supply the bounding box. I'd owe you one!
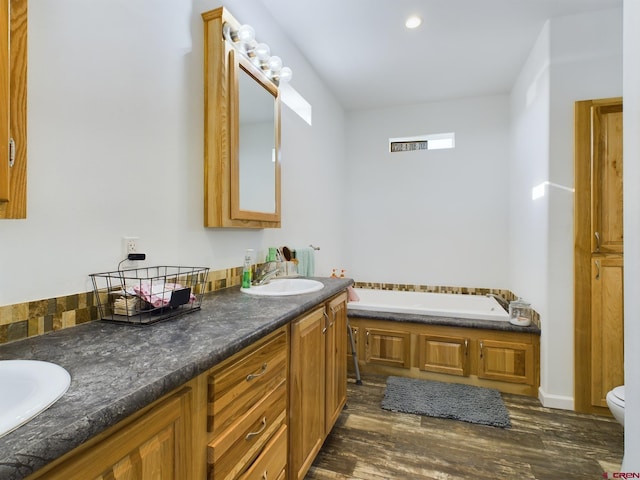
[0,277,353,480]
[353,281,541,329]
[0,266,244,346]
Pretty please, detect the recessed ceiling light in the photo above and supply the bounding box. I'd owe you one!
[405,15,422,29]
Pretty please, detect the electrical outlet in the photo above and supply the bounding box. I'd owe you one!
[123,237,139,257]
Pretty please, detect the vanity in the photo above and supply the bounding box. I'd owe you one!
[0,278,352,480]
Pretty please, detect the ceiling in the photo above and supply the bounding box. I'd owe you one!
[258,0,622,111]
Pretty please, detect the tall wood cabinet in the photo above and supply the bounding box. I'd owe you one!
[574,98,624,414]
[289,292,348,480]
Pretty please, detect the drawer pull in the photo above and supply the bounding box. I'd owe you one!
[246,363,268,381]
[262,471,268,480]
[245,417,267,440]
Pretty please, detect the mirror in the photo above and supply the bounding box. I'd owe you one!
[231,52,280,220]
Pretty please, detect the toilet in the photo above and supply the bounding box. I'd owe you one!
[606,385,625,426]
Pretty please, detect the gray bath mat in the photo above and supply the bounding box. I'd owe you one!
[381,376,511,428]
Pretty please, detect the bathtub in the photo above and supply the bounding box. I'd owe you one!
[347,288,510,322]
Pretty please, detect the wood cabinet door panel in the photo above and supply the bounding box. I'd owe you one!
[591,255,624,407]
[289,307,326,480]
[39,388,192,480]
[365,328,411,368]
[591,103,623,254]
[325,292,348,433]
[478,340,533,385]
[418,334,470,376]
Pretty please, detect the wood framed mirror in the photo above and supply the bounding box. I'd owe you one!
[202,7,281,228]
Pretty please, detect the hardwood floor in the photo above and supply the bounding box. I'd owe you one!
[306,375,624,480]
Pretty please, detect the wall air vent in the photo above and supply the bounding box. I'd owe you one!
[389,132,455,153]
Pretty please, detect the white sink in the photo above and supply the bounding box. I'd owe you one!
[0,360,71,438]
[241,278,324,296]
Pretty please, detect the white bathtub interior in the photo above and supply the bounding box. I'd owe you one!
[348,288,510,322]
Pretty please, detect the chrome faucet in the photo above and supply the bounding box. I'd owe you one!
[486,293,510,312]
[253,262,281,286]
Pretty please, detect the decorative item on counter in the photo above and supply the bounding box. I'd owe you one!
[331,269,338,278]
[508,298,532,326]
[340,269,346,278]
[90,265,209,325]
[242,249,253,288]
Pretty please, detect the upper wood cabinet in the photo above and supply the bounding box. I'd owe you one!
[202,7,281,228]
[591,101,623,255]
[0,0,27,219]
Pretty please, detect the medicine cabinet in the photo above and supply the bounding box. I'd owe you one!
[202,7,281,228]
[0,0,27,220]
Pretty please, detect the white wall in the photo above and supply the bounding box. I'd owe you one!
[0,0,347,305]
[509,20,552,400]
[623,0,640,470]
[344,95,510,288]
[509,8,622,410]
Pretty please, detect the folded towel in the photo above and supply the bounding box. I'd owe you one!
[295,247,315,277]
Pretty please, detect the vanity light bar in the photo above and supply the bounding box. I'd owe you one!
[222,22,293,85]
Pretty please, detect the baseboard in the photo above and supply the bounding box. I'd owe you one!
[538,387,575,410]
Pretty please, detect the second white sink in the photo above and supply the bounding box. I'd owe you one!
[241,278,324,296]
[0,359,71,438]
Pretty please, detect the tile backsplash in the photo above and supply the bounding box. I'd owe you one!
[0,266,243,345]
[0,271,539,346]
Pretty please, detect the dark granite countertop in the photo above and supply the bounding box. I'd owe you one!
[0,277,353,480]
[347,308,541,334]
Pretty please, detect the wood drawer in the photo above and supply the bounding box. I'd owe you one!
[208,383,286,480]
[239,425,287,480]
[208,329,287,436]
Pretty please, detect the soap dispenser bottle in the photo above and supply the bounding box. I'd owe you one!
[242,249,253,288]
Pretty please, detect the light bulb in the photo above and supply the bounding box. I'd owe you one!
[405,15,422,29]
[237,24,255,43]
[279,67,293,83]
[267,56,282,73]
[255,43,271,61]
[244,39,258,56]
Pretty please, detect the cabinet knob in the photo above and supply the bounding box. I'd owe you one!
[479,341,484,359]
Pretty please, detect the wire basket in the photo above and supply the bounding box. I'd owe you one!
[90,265,210,325]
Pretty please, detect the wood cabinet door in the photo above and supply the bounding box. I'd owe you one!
[0,0,8,202]
[477,339,533,385]
[591,102,623,255]
[0,0,27,219]
[289,307,326,480]
[37,387,193,480]
[418,334,470,376]
[364,327,411,368]
[591,255,624,407]
[325,292,348,433]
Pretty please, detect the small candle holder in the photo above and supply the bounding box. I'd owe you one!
[509,298,532,327]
